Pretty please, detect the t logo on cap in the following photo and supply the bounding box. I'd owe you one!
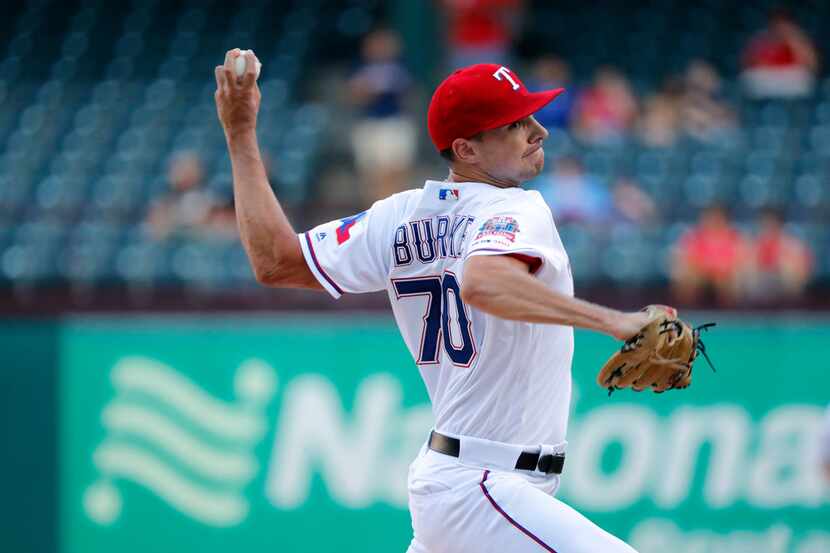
[492,66,520,91]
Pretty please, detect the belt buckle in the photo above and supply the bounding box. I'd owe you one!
[536,444,565,475]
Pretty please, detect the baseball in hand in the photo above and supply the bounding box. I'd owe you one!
[234,50,262,79]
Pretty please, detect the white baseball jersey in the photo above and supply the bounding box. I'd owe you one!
[299,179,574,446]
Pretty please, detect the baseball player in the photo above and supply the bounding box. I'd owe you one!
[216,49,652,552]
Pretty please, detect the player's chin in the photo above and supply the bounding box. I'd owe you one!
[523,152,545,178]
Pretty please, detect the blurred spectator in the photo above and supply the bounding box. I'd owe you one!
[744,208,813,302]
[612,177,658,226]
[146,151,228,240]
[348,28,417,202]
[441,0,524,69]
[671,205,750,307]
[536,156,613,224]
[637,82,682,148]
[204,195,239,241]
[741,9,819,99]
[572,66,639,145]
[680,60,737,143]
[526,55,575,130]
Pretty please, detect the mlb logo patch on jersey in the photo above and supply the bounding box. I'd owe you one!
[438,188,460,201]
[475,216,520,242]
[336,211,367,245]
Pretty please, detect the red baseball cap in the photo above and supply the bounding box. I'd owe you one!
[427,63,565,152]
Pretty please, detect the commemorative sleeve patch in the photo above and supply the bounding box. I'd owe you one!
[474,216,520,243]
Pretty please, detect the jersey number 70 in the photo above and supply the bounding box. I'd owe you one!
[392,271,477,367]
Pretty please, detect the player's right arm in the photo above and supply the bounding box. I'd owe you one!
[215,49,322,290]
[462,255,649,341]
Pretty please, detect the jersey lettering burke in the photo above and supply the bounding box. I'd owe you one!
[299,180,575,447]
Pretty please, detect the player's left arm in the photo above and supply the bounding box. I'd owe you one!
[461,254,648,341]
[462,201,648,339]
[215,49,322,291]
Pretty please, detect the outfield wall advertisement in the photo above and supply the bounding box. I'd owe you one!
[59,317,830,553]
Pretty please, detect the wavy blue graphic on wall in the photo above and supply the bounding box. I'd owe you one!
[83,356,277,527]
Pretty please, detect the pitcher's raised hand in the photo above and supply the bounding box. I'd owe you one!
[215,48,261,138]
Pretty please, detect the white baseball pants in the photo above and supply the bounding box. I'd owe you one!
[405,443,638,553]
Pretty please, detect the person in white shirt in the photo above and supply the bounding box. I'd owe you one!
[216,49,653,553]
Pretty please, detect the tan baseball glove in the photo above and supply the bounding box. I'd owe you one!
[597,305,715,395]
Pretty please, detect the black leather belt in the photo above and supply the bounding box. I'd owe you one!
[428,430,565,475]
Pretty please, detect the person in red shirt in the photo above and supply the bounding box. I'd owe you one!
[442,0,524,68]
[741,9,819,99]
[746,208,814,303]
[671,205,750,306]
[572,66,639,145]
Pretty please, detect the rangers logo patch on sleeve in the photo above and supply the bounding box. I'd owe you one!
[474,216,520,243]
[336,211,367,245]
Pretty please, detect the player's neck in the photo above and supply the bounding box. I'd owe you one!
[446,165,521,189]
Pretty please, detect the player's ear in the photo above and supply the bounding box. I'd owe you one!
[451,138,479,164]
